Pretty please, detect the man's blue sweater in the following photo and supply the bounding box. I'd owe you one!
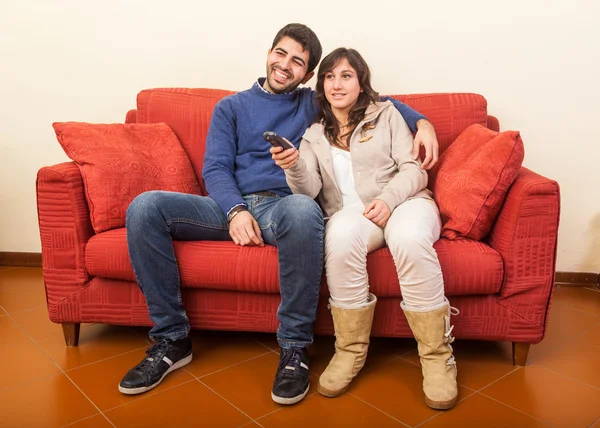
[202,78,426,216]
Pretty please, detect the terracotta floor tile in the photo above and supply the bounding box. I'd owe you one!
[400,339,519,390]
[571,320,600,348]
[185,330,272,378]
[66,414,114,428]
[0,267,43,290]
[481,364,600,427]
[526,303,600,362]
[0,275,47,313]
[10,305,65,340]
[0,340,60,389]
[350,357,474,426]
[253,332,281,350]
[37,324,149,370]
[553,286,600,316]
[0,315,34,347]
[130,326,153,344]
[533,332,600,388]
[421,393,549,427]
[591,417,600,427]
[257,391,403,427]
[67,348,195,411]
[104,380,250,427]
[0,306,6,316]
[0,373,97,427]
[202,352,318,419]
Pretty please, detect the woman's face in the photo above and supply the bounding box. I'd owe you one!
[323,57,362,116]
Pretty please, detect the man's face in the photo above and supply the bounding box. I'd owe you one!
[264,36,311,94]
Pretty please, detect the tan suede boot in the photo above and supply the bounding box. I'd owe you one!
[318,294,377,398]
[402,299,459,410]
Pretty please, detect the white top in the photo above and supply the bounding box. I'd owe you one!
[330,146,364,209]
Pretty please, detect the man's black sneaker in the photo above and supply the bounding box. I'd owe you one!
[271,347,310,405]
[118,336,192,395]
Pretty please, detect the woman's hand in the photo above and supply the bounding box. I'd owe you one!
[364,199,391,228]
[271,144,299,170]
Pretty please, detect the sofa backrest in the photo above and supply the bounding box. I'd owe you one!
[135,88,489,194]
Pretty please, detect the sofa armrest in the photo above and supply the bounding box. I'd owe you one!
[36,162,94,317]
[487,167,560,324]
[125,109,137,124]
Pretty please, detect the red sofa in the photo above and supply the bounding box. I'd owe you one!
[36,88,560,365]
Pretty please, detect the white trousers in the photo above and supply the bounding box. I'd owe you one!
[325,198,446,310]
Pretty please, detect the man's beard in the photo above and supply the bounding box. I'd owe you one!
[266,68,300,94]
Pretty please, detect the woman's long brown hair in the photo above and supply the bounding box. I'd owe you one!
[315,48,380,149]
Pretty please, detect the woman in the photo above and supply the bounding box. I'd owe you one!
[272,48,459,410]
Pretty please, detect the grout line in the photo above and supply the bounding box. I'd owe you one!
[253,390,321,423]
[472,366,522,393]
[3,312,116,427]
[477,391,556,426]
[528,364,600,392]
[527,321,600,365]
[191,350,274,379]
[195,377,260,426]
[346,392,412,427]
[101,379,198,414]
[0,372,62,394]
[60,413,109,428]
[63,345,151,373]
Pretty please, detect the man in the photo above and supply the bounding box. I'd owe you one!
[119,23,439,405]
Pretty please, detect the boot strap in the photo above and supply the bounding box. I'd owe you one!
[443,311,458,367]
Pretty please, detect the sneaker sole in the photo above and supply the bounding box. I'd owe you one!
[271,383,310,405]
[118,353,193,395]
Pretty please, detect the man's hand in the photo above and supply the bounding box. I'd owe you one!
[229,211,264,247]
[413,119,439,170]
[364,199,391,228]
[271,144,299,170]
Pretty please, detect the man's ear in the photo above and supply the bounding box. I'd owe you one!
[301,71,314,84]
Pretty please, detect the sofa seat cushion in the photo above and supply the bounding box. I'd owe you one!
[86,229,503,296]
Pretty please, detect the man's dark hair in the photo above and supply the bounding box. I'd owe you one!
[271,23,322,74]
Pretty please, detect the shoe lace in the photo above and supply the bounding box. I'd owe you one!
[138,339,170,371]
[444,305,460,367]
[278,349,304,379]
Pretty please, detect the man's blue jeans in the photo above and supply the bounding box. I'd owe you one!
[126,190,324,350]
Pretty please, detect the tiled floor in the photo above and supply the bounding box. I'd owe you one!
[0,266,599,427]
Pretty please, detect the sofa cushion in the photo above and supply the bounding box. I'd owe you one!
[53,122,202,233]
[136,88,236,195]
[430,124,524,240]
[85,229,503,296]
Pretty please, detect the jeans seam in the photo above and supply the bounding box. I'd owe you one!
[167,217,228,231]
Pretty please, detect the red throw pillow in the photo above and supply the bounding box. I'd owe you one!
[53,122,202,233]
[431,124,524,240]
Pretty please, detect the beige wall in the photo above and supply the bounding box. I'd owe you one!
[1,0,599,272]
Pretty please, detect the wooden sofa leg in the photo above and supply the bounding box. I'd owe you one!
[62,323,81,347]
[512,342,530,366]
